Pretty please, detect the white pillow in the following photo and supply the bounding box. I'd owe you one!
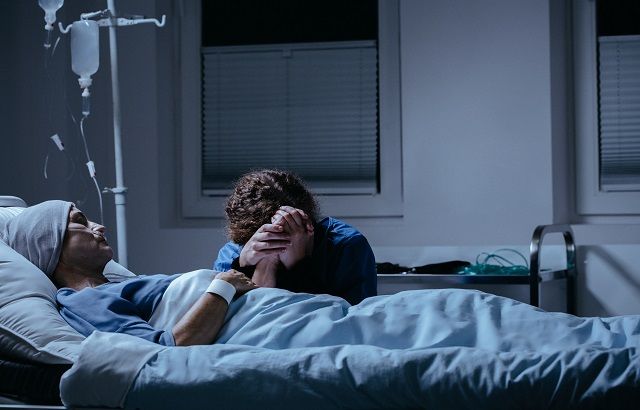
[0,239,85,364]
[0,206,25,227]
[0,196,27,208]
[103,259,137,282]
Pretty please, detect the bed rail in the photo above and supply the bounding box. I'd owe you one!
[529,224,576,314]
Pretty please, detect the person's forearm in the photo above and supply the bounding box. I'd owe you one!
[252,257,279,287]
[172,293,229,346]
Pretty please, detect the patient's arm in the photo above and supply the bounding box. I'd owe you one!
[172,270,257,346]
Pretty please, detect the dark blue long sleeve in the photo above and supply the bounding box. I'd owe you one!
[213,217,376,304]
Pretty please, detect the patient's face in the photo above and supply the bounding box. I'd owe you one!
[58,207,113,272]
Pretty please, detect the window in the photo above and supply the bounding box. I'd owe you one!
[574,0,640,215]
[179,1,402,218]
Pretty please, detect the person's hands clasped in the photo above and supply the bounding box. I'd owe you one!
[215,269,258,297]
[238,223,290,268]
[271,206,314,270]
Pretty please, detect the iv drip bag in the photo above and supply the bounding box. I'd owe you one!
[70,20,99,91]
[38,0,64,30]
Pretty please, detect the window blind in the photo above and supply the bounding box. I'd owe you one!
[201,41,379,194]
[598,35,640,191]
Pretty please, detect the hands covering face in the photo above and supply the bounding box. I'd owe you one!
[238,206,314,275]
[270,206,314,270]
[238,220,289,268]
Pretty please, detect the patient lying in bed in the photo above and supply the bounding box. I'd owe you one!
[3,200,640,354]
[2,200,257,347]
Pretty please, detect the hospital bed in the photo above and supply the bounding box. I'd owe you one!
[1,196,639,409]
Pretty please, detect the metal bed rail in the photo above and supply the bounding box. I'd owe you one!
[377,224,578,314]
[529,224,576,314]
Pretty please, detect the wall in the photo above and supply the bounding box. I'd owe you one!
[1,0,115,223]
[1,0,639,316]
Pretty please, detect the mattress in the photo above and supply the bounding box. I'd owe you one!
[0,355,69,405]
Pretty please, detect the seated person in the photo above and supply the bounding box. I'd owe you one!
[214,169,376,305]
[1,200,256,347]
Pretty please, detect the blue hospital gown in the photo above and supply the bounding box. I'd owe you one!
[57,274,180,346]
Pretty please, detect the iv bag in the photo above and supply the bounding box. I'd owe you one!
[38,0,64,30]
[70,20,99,89]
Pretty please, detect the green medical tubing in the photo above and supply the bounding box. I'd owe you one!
[461,248,529,275]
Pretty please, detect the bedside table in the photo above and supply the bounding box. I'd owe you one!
[377,224,576,314]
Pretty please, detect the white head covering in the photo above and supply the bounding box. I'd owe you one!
[0,200,73,277]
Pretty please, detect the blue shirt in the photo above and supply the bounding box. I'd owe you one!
[214,217,377,305]
[57,274,179,346]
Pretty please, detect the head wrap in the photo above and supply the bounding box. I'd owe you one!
[0,200,73,277]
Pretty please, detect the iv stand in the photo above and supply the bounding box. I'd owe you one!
[106,0,128,267]
[59,2,166,267]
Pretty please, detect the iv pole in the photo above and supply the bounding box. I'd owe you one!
[106,0,128,267]
[59,2,166,268]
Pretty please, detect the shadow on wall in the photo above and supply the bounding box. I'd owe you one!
[577,245,640,317]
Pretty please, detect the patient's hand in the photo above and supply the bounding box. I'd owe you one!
[239,223,290,268]
[215,270,258,296]
[175,270,257,346]
[271,206,314,271]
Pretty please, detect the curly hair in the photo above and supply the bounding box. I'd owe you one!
[225,169,319,244]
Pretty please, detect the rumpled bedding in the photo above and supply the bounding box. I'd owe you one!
[60,288,640,409]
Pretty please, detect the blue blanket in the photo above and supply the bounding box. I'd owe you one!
[60,288,640,409]
[216,287,638,351]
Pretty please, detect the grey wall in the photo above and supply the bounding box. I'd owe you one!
[2,0,639,316]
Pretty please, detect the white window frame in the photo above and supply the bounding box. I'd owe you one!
[574,0,640,215]
[179,1,403,218]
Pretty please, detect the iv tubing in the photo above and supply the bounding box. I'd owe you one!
[80,116,105,225]
[79,116,91,161]
[90,169,104,225]
[107,0,128,267]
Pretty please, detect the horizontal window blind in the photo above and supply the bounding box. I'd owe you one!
[598,35,640,191]
[201,41,379,194]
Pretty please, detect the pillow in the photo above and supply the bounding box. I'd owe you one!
[0,239,85,364]
[0,206,25,227]
[103,260,137,282]
[0,196,27,208]
[1,203,85,364]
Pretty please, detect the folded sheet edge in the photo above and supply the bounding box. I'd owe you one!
[59,331,163,408]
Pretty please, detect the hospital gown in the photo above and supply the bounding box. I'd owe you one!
[57,274,180,346]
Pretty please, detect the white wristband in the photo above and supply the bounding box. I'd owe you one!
[206,279,236,305]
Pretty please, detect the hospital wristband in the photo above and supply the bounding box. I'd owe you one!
[206,279,236,305]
